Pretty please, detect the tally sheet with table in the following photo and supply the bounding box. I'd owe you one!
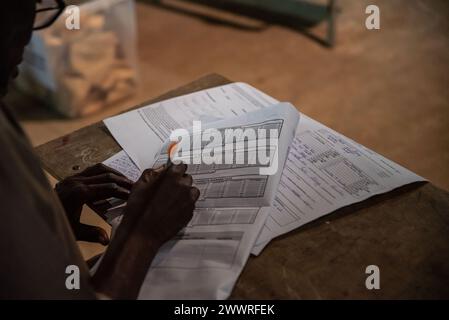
[100,82,424,299]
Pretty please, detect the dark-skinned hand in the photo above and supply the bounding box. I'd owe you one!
[121,162,200,245]
[54,163,133,245]
[92,163,200,299]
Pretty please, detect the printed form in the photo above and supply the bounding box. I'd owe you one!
[251,114,425,254]
[101,102,301,298]
[152,103,300,207]
[103,151,270,299]
[104,83,278,170]
[102,83,425,294]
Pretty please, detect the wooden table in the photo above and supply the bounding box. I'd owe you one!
[36,74,449,299]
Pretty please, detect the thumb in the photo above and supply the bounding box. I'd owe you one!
[75,223,110,246]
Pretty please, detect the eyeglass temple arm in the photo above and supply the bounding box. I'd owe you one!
[33,0,66,30]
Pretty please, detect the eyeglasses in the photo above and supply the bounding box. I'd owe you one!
[33,0,66,30]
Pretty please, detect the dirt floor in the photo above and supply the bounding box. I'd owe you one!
[7,0,449,258]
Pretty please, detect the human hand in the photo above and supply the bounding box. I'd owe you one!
[55,163,133,245]
[118,163,199,247]
[92,163,199,299]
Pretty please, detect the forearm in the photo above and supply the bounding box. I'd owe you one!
[91,230,163,299]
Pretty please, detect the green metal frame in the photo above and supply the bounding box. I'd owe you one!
[150,0,337,47]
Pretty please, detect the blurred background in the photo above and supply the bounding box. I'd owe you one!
[5,0,449,258]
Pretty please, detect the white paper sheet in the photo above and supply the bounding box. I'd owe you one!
[250,114,426,255]
[151,103,300,207]
[104,83,278,170]
[138,209,269,299]
[103,150,141,182]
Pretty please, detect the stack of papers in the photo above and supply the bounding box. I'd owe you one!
[101,83,425,299]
